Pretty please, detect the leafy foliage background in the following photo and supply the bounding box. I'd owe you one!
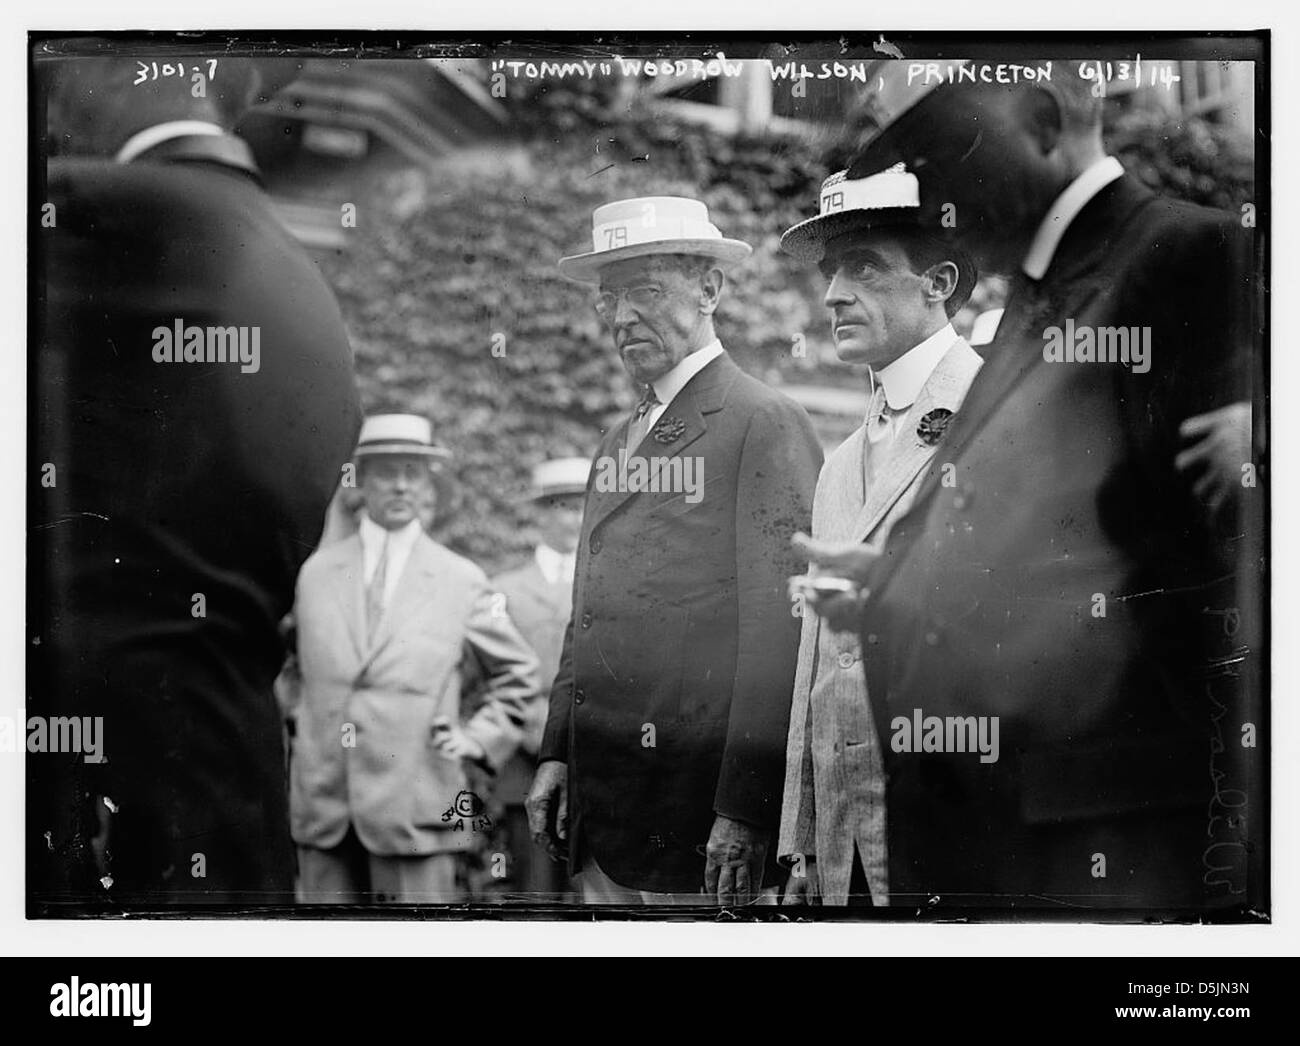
[317,83,1254,574]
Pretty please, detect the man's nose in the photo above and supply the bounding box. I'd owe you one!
[824,271,854,308]
[612,293,640,329]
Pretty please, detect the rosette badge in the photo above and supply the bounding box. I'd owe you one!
[917,408,954,446]
[653,416,687,444]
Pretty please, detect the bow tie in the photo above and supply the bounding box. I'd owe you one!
[633,387,662,420]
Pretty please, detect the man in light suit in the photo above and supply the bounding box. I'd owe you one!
[527,197,823,904]
[290,415,541,904]
[777,167,982,907]
[483,457,589,899]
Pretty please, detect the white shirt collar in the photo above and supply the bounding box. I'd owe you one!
[648,338,724,408]
[358,513,423,577]
[534,543,576,586]
[874,323,958,412]
[115,120,225,165]
[1022,156,1125,280]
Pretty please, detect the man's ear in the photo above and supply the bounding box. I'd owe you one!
[1019,84,1064,157]
[926,261,959,308]
[698,267,724,316]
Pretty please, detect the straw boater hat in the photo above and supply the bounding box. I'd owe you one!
[558,196,752,283]
[353,414,454,507]
[780,163,976,299]
[526,457,591,502]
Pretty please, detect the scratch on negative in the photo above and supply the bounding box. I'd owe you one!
[33,512,110,530]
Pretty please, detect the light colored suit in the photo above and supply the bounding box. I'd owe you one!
[780,336,983,905]
[290,531,541,858]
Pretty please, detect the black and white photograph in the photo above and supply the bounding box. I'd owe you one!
[13,17,1278,959]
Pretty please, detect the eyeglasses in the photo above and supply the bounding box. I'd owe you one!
[594,284,664,319]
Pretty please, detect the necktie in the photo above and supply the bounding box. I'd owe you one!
[865,381,893,445]
[366,533,390,644]
[625,385,662,452]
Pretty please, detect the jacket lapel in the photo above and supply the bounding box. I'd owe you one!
[584,351,737,531]
[853,337,983,542]
[357,534,439,677]
[919,175,1152,483]
[330,536,367,661]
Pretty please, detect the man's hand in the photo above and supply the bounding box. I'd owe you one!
[792,532,880,586]
[1175,401,1252,516]
[791,532,879,633]
[430,715,487,762]
[781,856,820,906]
[704,814,771,905]
[525,759,568,861]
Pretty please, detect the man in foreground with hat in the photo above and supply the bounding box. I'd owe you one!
[776,165,982,906]
[480,457,591,900]
[803,62,1260,910]
[289,415,542,904]
[527,196,822,905]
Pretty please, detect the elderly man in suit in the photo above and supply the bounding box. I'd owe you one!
[776,167,982,907]
[32,55,360,907]
[805,62,1260,911]
[289,416,541,904]
[526,197,823,904]
[483,457,590,899]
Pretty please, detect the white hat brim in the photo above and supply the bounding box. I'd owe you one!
[779,208,920,264]
[558,238,752,283]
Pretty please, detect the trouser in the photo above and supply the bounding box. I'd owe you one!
[576,854,780,906]
[297,826,465,904]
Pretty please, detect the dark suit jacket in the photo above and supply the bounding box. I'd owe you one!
[30,141,362,907]
[858,173,1260,911]
[540,350,823,893]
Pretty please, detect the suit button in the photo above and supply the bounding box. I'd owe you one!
[581,613,592,630]
[574,689,586,706]
[866,633,879,645]
[589,534,603,554]
[837,652,856,669]
[925,631,940,646]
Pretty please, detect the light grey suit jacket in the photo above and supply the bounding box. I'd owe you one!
[290,532,541,857]
[779,336,983,905]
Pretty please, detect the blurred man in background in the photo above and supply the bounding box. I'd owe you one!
[32,52,361,907]
[479,457,590,901]
[289,416,541,904]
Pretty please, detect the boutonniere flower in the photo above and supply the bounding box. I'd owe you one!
[916,408,954,446]
[653,416,686,444]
